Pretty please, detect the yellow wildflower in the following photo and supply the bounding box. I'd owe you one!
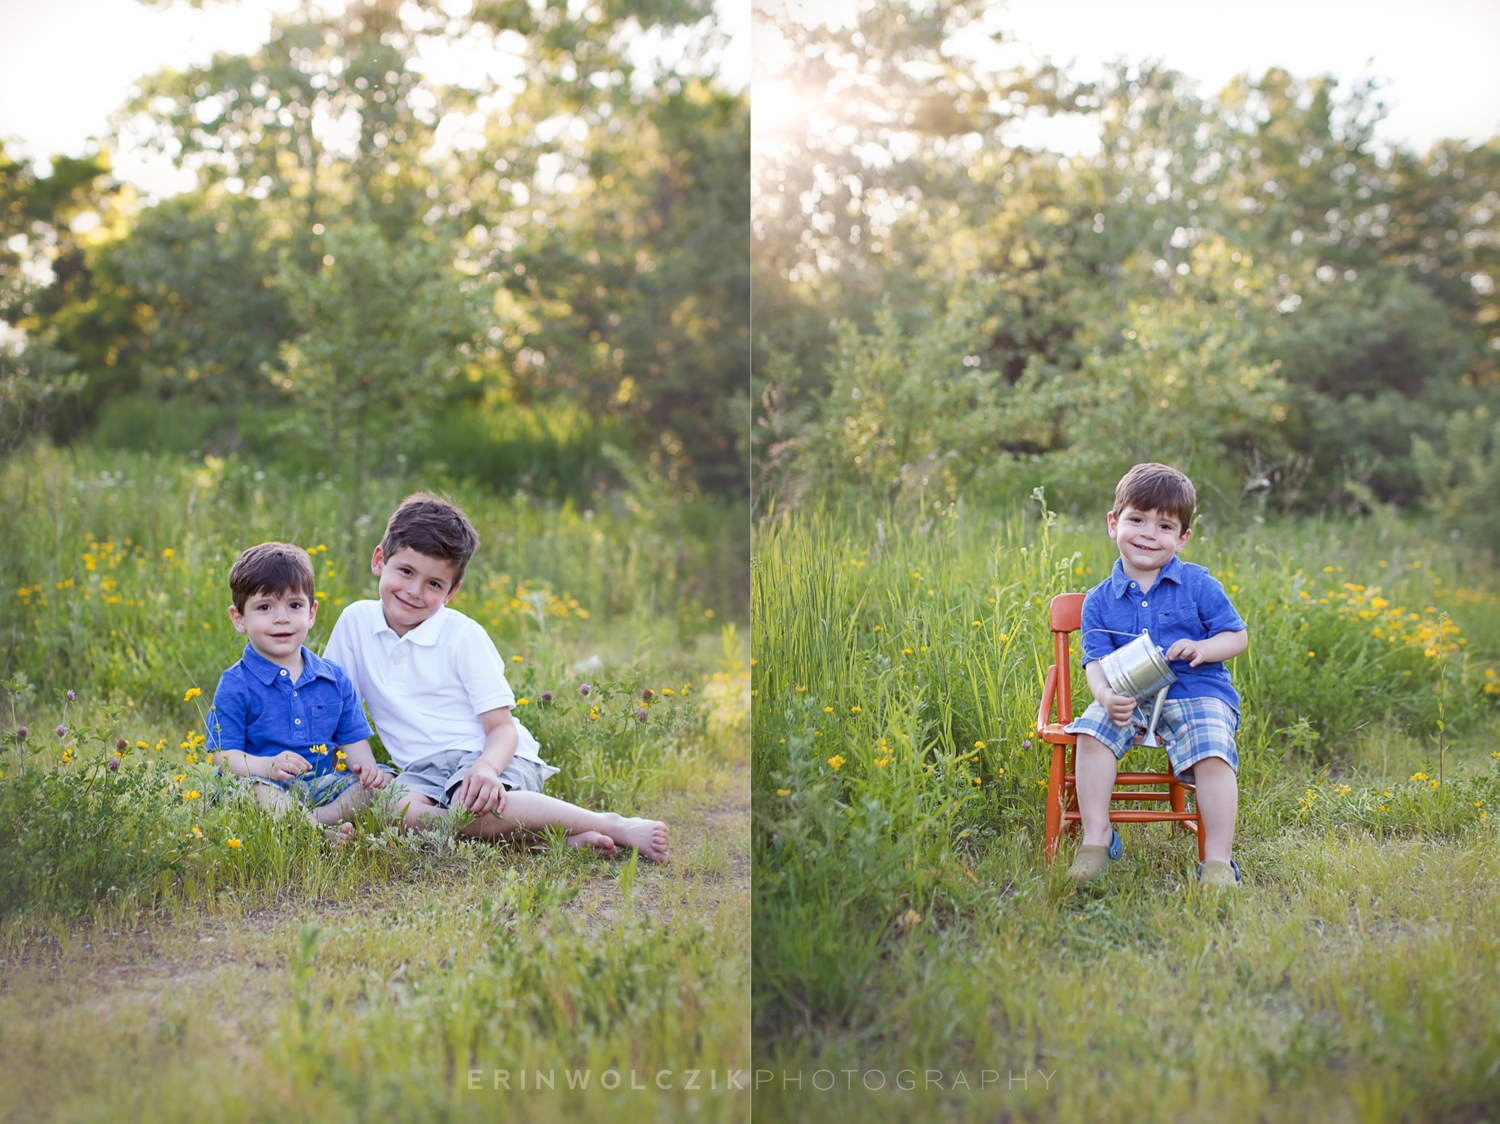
[827,755,845,771]
[183,687,201,701]
[227,838,242,849]
[776,789,790,796]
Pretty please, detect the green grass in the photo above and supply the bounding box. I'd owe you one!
[751,500,1500,1122]
[0,444,750,1123]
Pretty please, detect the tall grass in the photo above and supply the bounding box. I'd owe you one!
[751,499,1500,1120]
[0,443,744,714]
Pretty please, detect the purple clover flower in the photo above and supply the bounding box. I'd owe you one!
[580,684,592,696]
[55,725,67,737]
[635,707,648,722]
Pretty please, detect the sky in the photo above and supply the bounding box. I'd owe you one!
[753,0,1500,156]
[0,0,752,197]
[993,0,1500,156]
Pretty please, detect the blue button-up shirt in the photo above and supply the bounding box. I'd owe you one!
[206,644,373,775]
[1079,556,1247,713]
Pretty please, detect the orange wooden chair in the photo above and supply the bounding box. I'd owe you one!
[1034,592,1205,862]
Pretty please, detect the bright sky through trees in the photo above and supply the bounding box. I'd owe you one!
[0,0,750,196]
[754,0,1500,155]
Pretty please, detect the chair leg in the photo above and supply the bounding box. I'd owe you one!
[1044,745,1066,860]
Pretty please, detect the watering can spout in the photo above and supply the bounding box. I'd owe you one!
[1139,686,1170,747]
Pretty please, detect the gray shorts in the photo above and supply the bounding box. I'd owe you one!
[391,748,548,808]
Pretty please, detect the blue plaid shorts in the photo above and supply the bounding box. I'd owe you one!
[1063,696,1239,779]
[244,769,364,809]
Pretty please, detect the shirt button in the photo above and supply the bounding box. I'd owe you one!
[1142,601,1148,607]
[280,669,287,676]
[295,719,302,725]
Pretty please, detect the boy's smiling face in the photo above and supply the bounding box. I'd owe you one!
[1108,504,1191,580]
[229,588,316,666]
[371,545,461,636]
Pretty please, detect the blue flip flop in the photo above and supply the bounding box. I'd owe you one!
[1108,827,1123,861]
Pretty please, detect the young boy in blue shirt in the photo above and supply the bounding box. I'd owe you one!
[207,542,389,846]
[322,493,670,862]
[1065,463,1249,887]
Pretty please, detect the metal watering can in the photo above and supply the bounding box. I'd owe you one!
[1095,629,1177,747]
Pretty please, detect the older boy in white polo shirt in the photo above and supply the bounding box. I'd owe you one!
[322,493,669,862]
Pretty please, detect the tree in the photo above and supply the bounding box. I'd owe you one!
[275,221,479,537]
[750,2,1500,515]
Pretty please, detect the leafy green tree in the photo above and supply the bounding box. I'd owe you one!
[106,195,293,405]
[751,1,1500,515]
[275,221,479,536]
[0,146,117,440]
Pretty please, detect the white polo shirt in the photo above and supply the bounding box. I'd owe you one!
[322,599,556,778]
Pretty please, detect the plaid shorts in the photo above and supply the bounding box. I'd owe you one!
[244,770,363,809]
[1064,696,1239,779]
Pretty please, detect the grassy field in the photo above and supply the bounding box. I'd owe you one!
[751,497,1500,1123]
[0,445,751,1124]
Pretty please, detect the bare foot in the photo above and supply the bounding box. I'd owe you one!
[567,830,618,857]
[606,817,670,863]
[320,820,356,849]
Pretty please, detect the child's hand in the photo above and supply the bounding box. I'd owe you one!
[269,751,311,781]
[1101,687,1136,728]
[455,760,508,819]
[1164,638,1204,666]
[349,758,387,789]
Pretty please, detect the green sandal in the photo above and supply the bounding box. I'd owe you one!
[1197,859,1242,887]
[1068,828,1122,884]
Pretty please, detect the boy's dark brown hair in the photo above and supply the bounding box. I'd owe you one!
[379,492,481,585]
[228,542,316,612]
[1112,462,1197,531]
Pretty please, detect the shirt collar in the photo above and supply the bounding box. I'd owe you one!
[240,642,333,685]
[1107,554,1186,597]
[370,601,446,646]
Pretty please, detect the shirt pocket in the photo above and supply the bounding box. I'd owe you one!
[1156,609,1205,641]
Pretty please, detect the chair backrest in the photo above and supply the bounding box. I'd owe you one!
[1049,592,1085,634]
[1047,592,1085,725]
